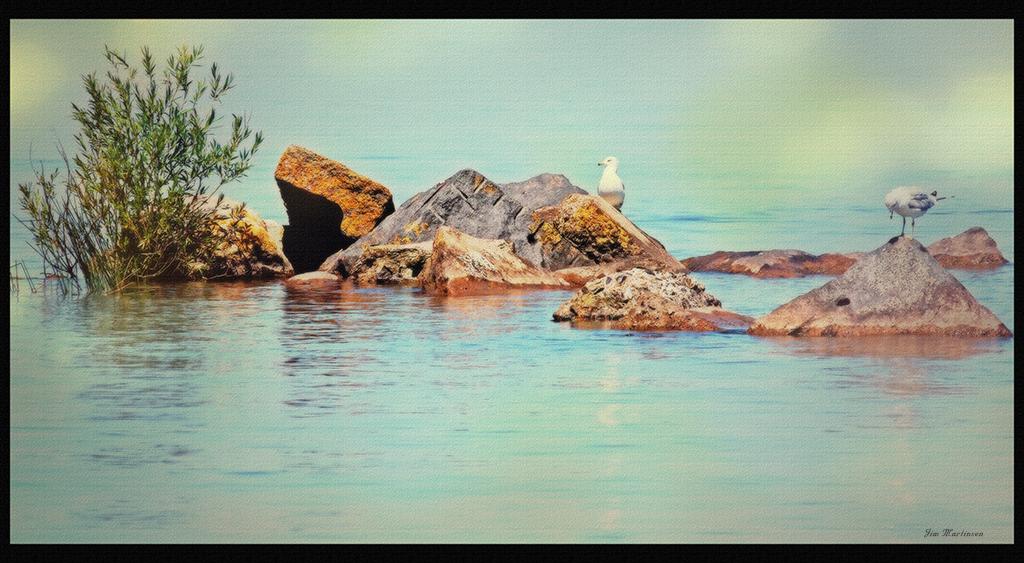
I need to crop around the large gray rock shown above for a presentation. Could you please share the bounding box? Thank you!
[553,267,753,332]
[749,236,1012,337]
[320,170,586,274]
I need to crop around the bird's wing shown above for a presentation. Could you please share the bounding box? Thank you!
[907,192,934,210]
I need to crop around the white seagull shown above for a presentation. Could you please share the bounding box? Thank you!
[597,156,625,211]
[884,186,949,238]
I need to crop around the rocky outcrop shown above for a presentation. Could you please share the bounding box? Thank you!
[320,170,586,274]
[419,227,569,296]
[553,268,753,332]
[347,241,433,285]
[681,249,860,278]
[275,146,395,271]
[528,193,686,273]
[927,227,1009,270]
[749,236,1012,337]
[285,271,342,287]
[681,227,1008,278]
[192,196,294,279]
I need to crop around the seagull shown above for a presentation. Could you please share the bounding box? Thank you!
[884,186,949,238]
[597,156,625,210]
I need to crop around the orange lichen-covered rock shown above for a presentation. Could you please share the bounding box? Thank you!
[419,227,569,296]
[190,195,294,279]
[275,145,394,271]
[749,236,1012,337]
[529,194,685,273]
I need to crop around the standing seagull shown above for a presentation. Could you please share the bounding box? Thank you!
[597,156,625,210]
[884,186,949,238]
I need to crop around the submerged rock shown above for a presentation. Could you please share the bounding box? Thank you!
[419,226,569,296]
[285,271,342,287]
[529,193,686,273]
[275,145,395,271]
[749,236,1012,337]
[927,227,1009,270]
[347,241,433,285]
[552,267,753,332]
[321,170,586,274]
[193,196,294,279]
[681,249,859,278]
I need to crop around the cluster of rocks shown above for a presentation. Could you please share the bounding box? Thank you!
[208,145,1011,338]
[681,227,1008,278]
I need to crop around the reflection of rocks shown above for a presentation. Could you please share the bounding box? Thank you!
[681,249,859,278]
[192,196,294,279]
[750,236,1013,337]
[529,193,685,272]
[767,334,1002,360]
[926,227,1009,270]
[321,170,586,274]
[553,267,752,331]
[337,241,433,285]
[275,146,395,271]
[419,227,568,296]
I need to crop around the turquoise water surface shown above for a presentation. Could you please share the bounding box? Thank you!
[9,19,1014,543]
[9,176,1014,542]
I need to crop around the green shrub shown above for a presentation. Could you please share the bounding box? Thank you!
[17,45,263,293]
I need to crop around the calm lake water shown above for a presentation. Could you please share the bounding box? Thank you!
[9,158,1015,543]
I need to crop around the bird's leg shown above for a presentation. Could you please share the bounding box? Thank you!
[901,216,906,236]
[890,210,894,220]
[911,217,916,238]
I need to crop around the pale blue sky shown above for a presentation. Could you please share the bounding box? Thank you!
[10,19,1014,211]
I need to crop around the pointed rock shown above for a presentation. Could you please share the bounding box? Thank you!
[419,227,569,296]
[749,236,1012,337]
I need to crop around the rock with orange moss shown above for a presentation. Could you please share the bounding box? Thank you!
[190,196,294,279]
[528,194,686,273]
[681,249,860,278]
[275,145,395,271]
[749,236,1012,337]
[419,227,569,296]
[347,241,433,285]
[321,169,587,274]
[927,227,1009,270]
[553,267,752,332]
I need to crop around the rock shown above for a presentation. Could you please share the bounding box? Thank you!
[749,236,1012,337]
[927,227,1009,270]
[285,271,342,287]
[419,226,569,296]
[192,196,294,279]
[347,241,433,285]
[529,193,686,272]
[552,261,641,287]
[552,267,753,332]
[321,170,586,274]
[681,249,861,278]
[275,145,395,271]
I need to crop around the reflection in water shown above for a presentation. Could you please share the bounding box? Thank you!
[9,272,1015,542]
[763,335,1001,360]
